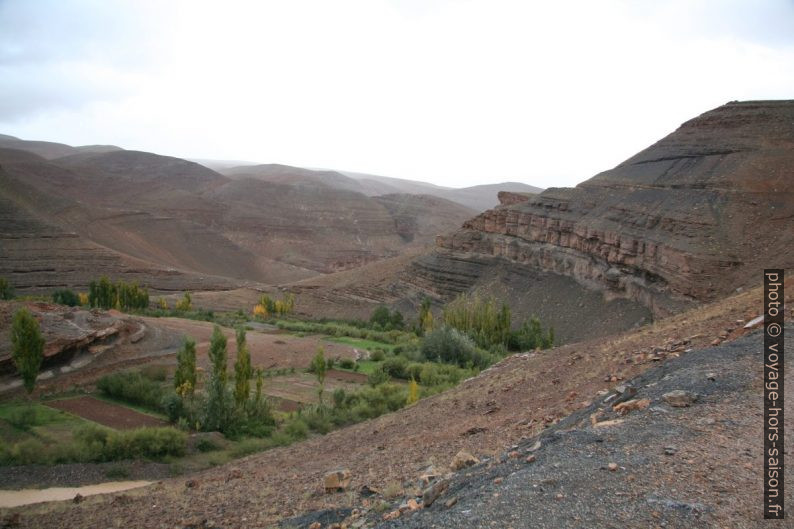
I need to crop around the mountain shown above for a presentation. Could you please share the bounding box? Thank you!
[286,100,794,343]
[341,171,544,211]
[210,162,544,212]
[0,143,476,292]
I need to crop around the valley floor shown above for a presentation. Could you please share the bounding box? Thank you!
[2,281,792,528]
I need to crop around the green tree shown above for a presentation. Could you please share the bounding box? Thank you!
[11,308,44,395]
[205,325,228,431]
[0,278,15,300]
[311,347,327,405]
[370,306,391,328]
[52,289,80,307]
[233,327,252,408]
[174,337,197,396]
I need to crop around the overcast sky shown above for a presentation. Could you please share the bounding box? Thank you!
[1,0,793,188]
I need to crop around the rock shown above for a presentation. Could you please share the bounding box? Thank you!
[359,484,380,497]
[493,477,503,484]
[324,469,352,493]
[382,510,400,521]
[555,493,565,501]
[418,466,440,487]
[608,463,619,472]
[450,449,479,471]
[309,523,322,529]
[526,455,536,463]
[185,479,199,489]
[662,390,698,407]
[711,339,721,346]
[664,446,678,456]
[706,372,717,381]
[73,493,84,504]
[611,384,637,405]
[445,497,458,508]
[422,478,450,507]
[401,498,421,512]
[508,450,520,459]
[527,440,542,452]
[613,398,651,415]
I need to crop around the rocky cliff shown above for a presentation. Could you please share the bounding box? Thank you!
[406,101,794,321]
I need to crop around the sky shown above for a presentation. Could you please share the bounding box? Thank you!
[1,0,793,188]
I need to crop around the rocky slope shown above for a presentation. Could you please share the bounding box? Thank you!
[396,100,794,335]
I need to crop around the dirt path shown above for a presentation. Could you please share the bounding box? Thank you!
[46,397,167,430]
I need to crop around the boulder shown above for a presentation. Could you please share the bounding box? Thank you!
[422,478,450,507]
[450,449,479,471]
[324,469,352,493]
[662,390,698,407]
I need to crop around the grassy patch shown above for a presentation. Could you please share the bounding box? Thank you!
[324,336,395,353]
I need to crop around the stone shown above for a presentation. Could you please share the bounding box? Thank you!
[422,478,450,507]
[324,469,352,493]
[493,477,503,484]
[359,484,380,497]
[526,455,536,463]
[608,463,619,472]
[508,450,520,459]
[662,390,698,407]
[382,510,401,521]
[185,479,199,489]
[445,497,458,508]
[450,449,479,471]
[664,446,678,456]
[309,523,322,529]
[73,493,84,504]
[613,398,651,415]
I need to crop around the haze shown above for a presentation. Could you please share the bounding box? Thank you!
[1,0,793,188]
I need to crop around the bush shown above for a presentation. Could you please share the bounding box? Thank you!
[338,358,355,370]
[6,406,38,431]
[283,417,308,440]
[97,371,166,412]
[52,289,80,306]
[420,325,493,368]
[141,364,168,382]
[381,356,409,379]
[370,349,386,362]
[367,365,390,386]
[101,427,187,460]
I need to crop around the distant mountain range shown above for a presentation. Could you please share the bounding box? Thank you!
[0,134,528,292]
[198,161,543,212]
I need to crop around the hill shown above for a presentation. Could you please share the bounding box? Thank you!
[0,144,476,291]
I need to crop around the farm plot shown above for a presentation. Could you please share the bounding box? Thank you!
[46,396,167,430]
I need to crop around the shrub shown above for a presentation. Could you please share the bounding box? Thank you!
[367,365,390,386]
[141,364,168,382]
[10,439,47,465]
[381,356,409,379]
[52,289,80,306]
[508,317,555,351]
[97,371,166,411]
[338,358,355,370]
[101,427,186,460]
[420,325,492,368]
[283,417,308,440]
[6,406,38,431]
[442,294,510,349]
[370,349,386,362]
[196,437,220,452]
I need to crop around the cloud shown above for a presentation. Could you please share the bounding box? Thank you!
[0,0,792,187]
